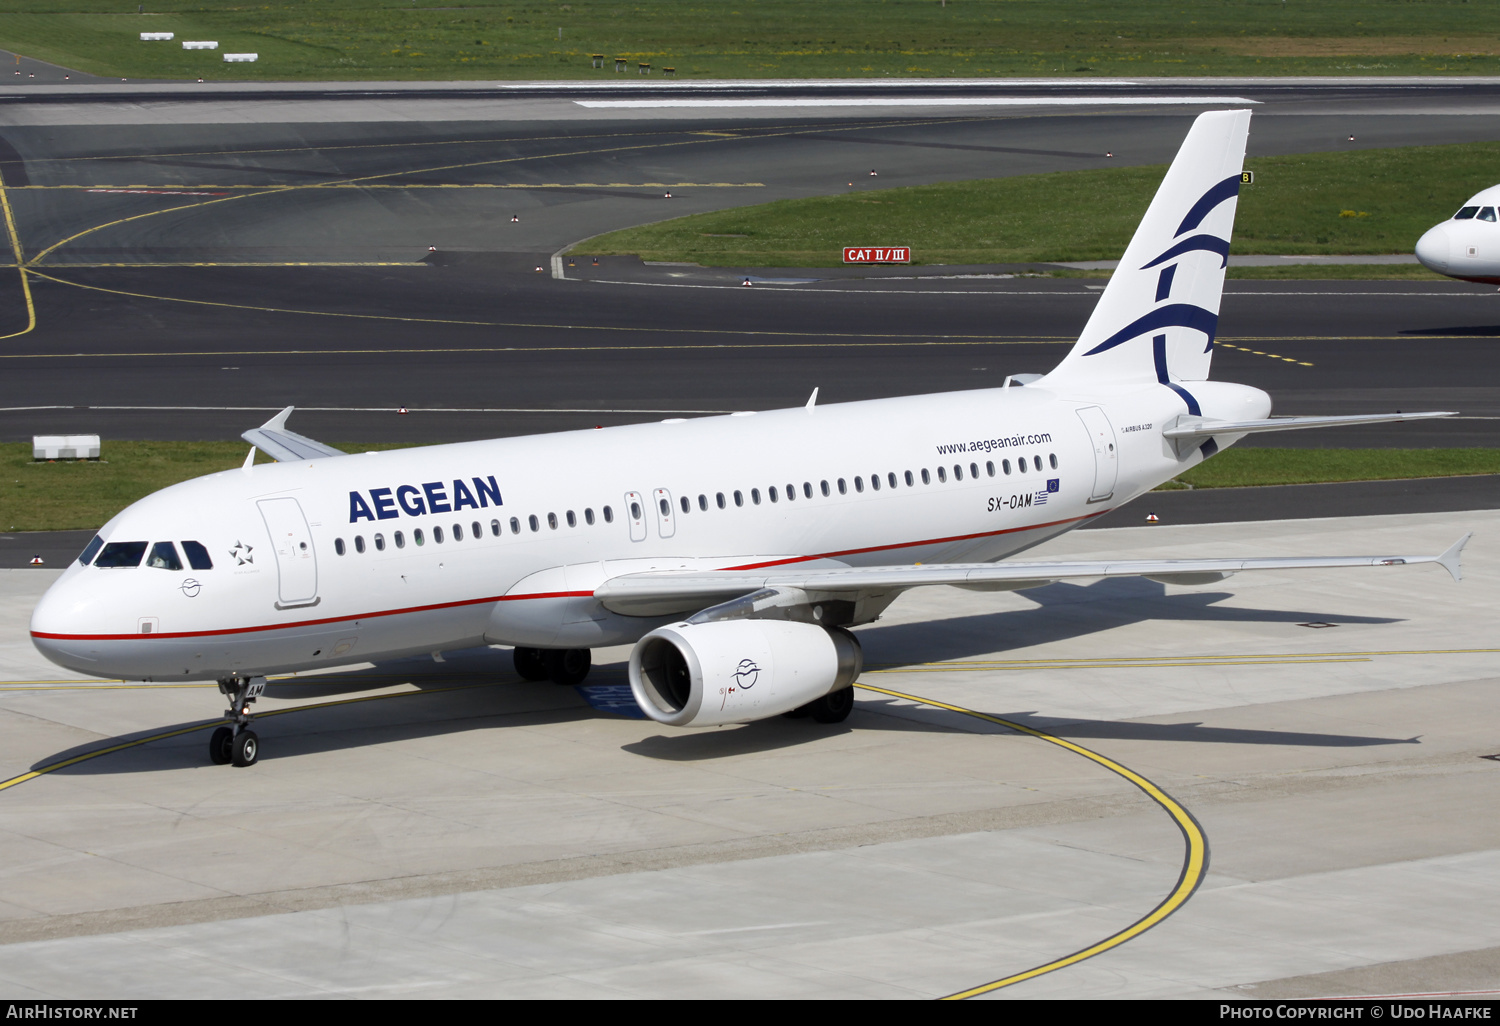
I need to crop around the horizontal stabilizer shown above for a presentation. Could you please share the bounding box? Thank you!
[241,406,346,462]
[1163,411,1456,440]
[596,540,1468,616]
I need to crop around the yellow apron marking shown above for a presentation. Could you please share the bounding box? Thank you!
[0,168,35,340]
[856,682,1207,999]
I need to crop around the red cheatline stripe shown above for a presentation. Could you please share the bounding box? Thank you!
[32,512,1109,643]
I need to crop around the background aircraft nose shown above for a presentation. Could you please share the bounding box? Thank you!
[1414,224,1451,273]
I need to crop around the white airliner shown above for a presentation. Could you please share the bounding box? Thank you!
[31,110,1466,768]
[1415,184,1500,284]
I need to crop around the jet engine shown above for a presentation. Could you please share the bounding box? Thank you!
[628,619,862,727]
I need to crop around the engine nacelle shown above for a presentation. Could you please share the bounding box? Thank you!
[628,619,863,727]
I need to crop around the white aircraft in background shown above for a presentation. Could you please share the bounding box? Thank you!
[31,110,1466,768]
[1415,185,1500,284]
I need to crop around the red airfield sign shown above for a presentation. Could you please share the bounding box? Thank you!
[843,246,910,264]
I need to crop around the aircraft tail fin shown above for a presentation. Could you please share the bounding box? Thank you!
[1040,109,1251,391]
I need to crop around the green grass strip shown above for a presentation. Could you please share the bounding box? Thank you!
[3,441,1494,532]
[0,1,1496,82]
[1161,448,1500,491]
[574,141,1499,269]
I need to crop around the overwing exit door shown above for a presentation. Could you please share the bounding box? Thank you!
[1075,406,1119,502]
[257,497,319,608]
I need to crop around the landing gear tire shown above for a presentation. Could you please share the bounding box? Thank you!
[513,646,550,681]
[546,648,591,686]
[809,687,855,724]
[231,729,259,767]
[782,705,811,719]
[209,726,233,765]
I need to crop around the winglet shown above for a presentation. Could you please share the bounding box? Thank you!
[241,406,346,462]
[1437,532,1472,582]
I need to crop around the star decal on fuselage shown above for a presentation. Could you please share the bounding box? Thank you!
[229,540,254,565]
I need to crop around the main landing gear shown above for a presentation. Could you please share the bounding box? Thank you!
[783,687,855,724]
[209,676,266,767]
[513,646,592,686]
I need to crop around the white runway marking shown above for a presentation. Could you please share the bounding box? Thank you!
[576,96,1261,109]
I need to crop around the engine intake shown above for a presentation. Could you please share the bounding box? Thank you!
[628,619,862,727]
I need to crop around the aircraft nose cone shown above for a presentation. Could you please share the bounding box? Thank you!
[1414,225,1450,273]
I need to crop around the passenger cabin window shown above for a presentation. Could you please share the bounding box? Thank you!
[1003,459,1012,475]
[698,494,708,511]
[717,492,727,509]
[734,490,744,507]
[769,486,779,502]
[95,541,147,568]
[1455,206,1480,220]
[147,541,182,570]
[904,471,914,486]
[751,488,761,505]
[785,484,796,502]
[375,534,386,552]
[1481,207,1498,222]
[629,501,642,520]
[548,513,558,530]
[182,540,212,570]
[804,482,813,498]
[986,461,995,477]
[1050,454,1059,470]
[869,475,879,491]
[510,518,520,534]
[937,467,947,483]
[78,535,104,566]
[1018,458,1028,474]
[679,496,690,514]
[335,538,346,556]
[491,519,501,536]
[529,515,539,532]
[584,509,595,526]
[453,524,463,541]
[434,526,445,543]
[395,531,406,548]
[660,498,671,516]
[603,506,614,523]
[354,536,366,554]
[566,511,576,528]
[921,469,931,484]
[837,478,847,495]
[970,463,979,479]
[1034,455,1043,472]
[820,480,830,497]
[414,528,425,546]
[888,472,898,489]
[473,521,482,537]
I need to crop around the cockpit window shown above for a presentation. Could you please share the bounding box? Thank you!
[94,541,147,568]
[1480,207,1498,222]
[77,535,104,566]
[147,541,183,570]
[181,541,213,570]
[1454,206,1479,220]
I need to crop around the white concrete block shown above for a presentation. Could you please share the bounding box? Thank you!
[222,53,258,63]
[31,434,99,460]
[181,41,217,50]
[139,33,174,41]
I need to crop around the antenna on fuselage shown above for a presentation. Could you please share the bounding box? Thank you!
[242,446,257,471]
[805,387,819,411]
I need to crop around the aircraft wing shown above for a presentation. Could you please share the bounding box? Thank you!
[241,406,346,462]
[595,535,1471,617]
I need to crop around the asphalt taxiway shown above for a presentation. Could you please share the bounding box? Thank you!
[0,79,1494,451]
[0,510,1494,998]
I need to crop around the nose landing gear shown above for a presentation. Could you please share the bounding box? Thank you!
[209,676,266,767]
